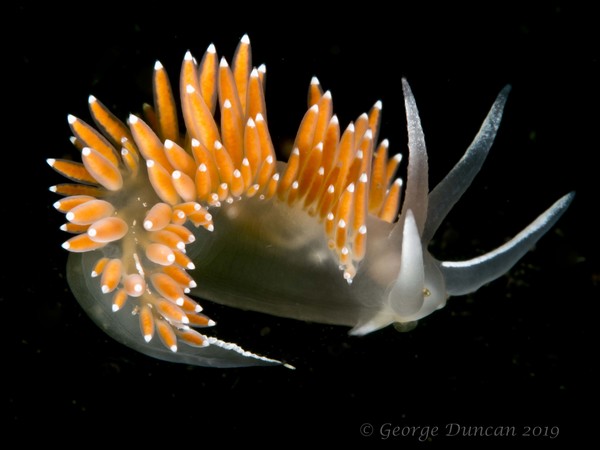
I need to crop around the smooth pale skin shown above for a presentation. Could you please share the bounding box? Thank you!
[68,81,573,367]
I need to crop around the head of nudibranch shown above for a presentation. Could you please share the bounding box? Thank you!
[48,34,573,367]
[342,82,575,336]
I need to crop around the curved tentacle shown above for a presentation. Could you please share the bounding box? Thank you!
[398,79,429,235]
[439,192,574,296]
[422,85,511,244]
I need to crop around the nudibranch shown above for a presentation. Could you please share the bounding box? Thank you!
[48,35,573,368]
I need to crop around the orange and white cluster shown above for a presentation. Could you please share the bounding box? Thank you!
[48,34,573,366]
[48,34,401,356]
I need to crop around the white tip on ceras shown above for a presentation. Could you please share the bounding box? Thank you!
[186,84,196,94]
[343,270,353,285]
[154,60,163,70]
[223,99,232,109]
[241,34,250,44]
[250,68,259,78]
[219,57,229,68]
[174,210,185,221]
[206,43,216,54]
[61,241,71,250]
[67,114,77,124]
[101,285,110,294]
[247,117,255,127]
[46,158,56,167]
[374,100,382,110]
[184,50,193,61]
[88,95,97,104]
[310,76,320,86]
[322,90,332,100]
[128,114,139,125]
[255,113,265,122]
[144,334,153,343]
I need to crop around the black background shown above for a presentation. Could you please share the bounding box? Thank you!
[5,1,598,445]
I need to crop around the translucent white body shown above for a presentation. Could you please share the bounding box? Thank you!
[66,82,573,367]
